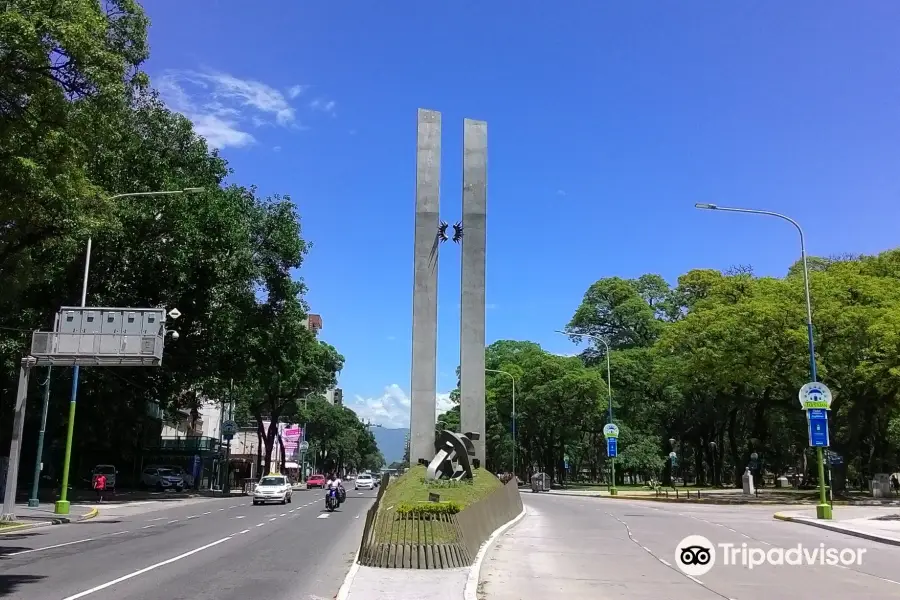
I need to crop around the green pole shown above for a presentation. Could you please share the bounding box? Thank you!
[54,367,79,515]
[815,447,831,519]
[609,456,617,496]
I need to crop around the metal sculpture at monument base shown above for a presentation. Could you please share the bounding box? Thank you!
[425,430,481,481]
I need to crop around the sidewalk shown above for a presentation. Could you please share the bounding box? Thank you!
[774,506,900,545]
[341,566,470,600]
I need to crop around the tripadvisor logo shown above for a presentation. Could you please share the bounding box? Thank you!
[675,535,866,575]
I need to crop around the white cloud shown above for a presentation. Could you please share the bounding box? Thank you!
[156,69,299,148]
[557,189,567,196]
[310,98,336,115]
[348,384,454,429]
[287,84,308,99]
[386,335,396,341]
[272,146,281,152]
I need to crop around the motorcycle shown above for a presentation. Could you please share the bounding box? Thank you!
[337,486,346,504]
[326,488,339,512]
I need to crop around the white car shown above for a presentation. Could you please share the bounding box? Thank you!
[140,467,185,491]
[253,475,293,505]
[355,473,376,490]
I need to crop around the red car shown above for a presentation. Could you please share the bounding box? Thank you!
[307,474,326,488]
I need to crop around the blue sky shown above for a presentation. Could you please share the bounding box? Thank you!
[143,1,900,428]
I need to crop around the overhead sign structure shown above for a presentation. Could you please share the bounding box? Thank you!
[807,409,830,447]
[799,382,832,411]
[603,423,620,439]
[607,437,618,458]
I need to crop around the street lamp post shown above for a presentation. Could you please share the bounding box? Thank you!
[556,330,616,495]
[486,369,517,478]
[54,188,204,515]
[695,202,831,519]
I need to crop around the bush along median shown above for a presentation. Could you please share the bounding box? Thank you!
[357,466,523,569]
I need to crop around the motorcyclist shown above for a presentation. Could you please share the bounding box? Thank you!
[326,473,345,504]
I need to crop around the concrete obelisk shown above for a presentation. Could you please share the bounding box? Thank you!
[409,108,441,465]
[459,119,487,465]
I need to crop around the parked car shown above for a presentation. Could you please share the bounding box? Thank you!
[92,465,117,491]
[253,474,292,505]
[164,465,194,488]
[307,474,326,488]
[140,467,185,491]
[355,473,376,490]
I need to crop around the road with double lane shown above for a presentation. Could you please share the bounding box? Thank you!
[0,487,376,600]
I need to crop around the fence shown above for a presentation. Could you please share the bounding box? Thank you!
[358,475,523,569]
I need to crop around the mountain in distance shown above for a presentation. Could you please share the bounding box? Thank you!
[373,427,408,464]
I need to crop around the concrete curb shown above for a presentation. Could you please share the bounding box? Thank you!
[773,512,900,547]
[551,490,847,506]
[79,507,99,521]
[464,504,528,600]
[0,515,72,535]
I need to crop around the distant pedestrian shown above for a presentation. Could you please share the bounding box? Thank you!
[891,474,899,494]
[93,472,107,503]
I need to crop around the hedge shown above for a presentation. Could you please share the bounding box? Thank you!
[396,501,463,518]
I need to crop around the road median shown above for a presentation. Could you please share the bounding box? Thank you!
[773,508,900,546]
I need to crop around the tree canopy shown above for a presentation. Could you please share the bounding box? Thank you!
[445,251,900,488]
[0,1,376,486]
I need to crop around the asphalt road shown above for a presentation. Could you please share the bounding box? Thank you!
[479,494,900,599]
[0,487,376,600]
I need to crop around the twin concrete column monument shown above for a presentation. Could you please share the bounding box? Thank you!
[409,108,487,467]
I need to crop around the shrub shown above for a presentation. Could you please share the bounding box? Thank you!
[396,501,463,518]
[420,477,471,489]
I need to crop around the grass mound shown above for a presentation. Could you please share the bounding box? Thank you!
[379,465,502,512]
[370,466,503,545]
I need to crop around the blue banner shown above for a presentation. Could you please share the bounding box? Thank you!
[607,437,618,458]
[807,409,830,447]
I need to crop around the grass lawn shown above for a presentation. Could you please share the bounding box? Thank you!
[372,465,503,545]
[378,465,502,510]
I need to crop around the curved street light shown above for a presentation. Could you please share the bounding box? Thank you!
[486,369,517,478]
[695,202,830,519]
[555,330,616,495]
[54,188,205,515]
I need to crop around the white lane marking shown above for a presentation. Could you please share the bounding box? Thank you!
[186,515,198,519]
[280,513,287,517]
[317,514,329,519]
[110,531,128,536]
[235,515,246,519]
[269,517,277,521]
[141,525,154,529]
[168,520,179,524]
[146,517,165,522]
[61,536,231,600]
[740,533,750,538]
[356,514,360,519]
[641,546,651,552]
[659,559,672,566]
[5,538,95,556]
[218,508,225,511]
[237,529,250,534]
[202,511,212,515]
[256,523,264,527]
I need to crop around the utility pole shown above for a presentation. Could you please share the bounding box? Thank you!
[27,367,52,507]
